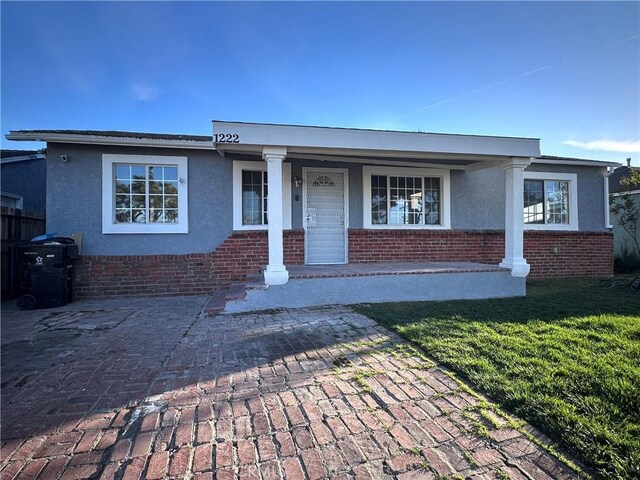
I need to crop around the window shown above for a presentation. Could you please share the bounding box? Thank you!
[114,165,179,224]
[232,161,291,230]
[363,166,450,229]
[1,193,23,209]
[242,170,268,225]
[102,154,188,234]
[523,172,578,230]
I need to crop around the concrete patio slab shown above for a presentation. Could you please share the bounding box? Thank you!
[1,297,578,479]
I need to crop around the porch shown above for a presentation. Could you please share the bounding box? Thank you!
[214,120,537,291]
[222,261,525,314]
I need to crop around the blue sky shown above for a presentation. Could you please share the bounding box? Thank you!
[2,1,639,164]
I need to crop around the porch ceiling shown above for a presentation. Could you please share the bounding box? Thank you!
[222,150,474,169]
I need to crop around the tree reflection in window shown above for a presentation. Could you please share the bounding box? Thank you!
[114,164,179,224]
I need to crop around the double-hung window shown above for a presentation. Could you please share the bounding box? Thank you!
[523,172,578,230]
[102,154,188,234]
[232,161,291,230]
[364,166,450,229]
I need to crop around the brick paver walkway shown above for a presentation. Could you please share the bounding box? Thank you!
[1,298,579,479]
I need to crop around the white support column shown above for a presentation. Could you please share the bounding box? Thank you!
[499,157,531,277]
[603,167,613,229]
[263,146,289,285]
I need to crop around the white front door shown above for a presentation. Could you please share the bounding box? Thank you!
[304,169,348,264]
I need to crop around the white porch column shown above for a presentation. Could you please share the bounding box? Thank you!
[603,167,613,229]
[263,146,289,285]
[499,157,531,277]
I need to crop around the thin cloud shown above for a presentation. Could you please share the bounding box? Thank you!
[131,82,161,102]
[563,139,640,153]
[372,34,640,129]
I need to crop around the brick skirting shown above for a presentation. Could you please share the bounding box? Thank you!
[73,228,612,298]
[73,230,305,298]
[524,230,613,278]
[348,229,504,264]
[348,228,613,278]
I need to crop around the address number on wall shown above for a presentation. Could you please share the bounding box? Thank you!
[214,133,240,143]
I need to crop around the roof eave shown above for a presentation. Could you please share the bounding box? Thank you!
[213,121,541,159]
[532,157,620,168]
[5,132,215,150]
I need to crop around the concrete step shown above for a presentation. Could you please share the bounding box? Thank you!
[227,283,248,301]
[203,291,227,316]
[203,283,250,316]
[245,274,267,290]
[223,270,525,314]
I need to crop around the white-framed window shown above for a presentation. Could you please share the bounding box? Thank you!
[363,166,451,229]
[523,172,578,230]
[232,160,291,230]
[102,154,188,234]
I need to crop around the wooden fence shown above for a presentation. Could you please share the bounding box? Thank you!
[1,207,46,300]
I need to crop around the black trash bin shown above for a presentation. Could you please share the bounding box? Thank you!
[16,238,79,310]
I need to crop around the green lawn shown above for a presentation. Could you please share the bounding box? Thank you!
[354,278,640,480]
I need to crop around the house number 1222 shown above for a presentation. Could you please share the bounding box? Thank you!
[214,133,240,143]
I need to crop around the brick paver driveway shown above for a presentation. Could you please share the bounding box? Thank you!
[1,297,578,479]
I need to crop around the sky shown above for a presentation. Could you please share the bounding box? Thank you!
[2,1,639,165]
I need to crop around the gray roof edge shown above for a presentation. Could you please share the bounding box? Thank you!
[533,155,620,167]
[6,129,213,143]
[212,119,541,141]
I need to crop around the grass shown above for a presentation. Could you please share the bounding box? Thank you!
[354,278,640,480]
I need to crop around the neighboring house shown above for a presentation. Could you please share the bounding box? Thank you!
[1,149,46,211]
[609,160,640,260]
[5,122,617,306]
[1,150,47,300]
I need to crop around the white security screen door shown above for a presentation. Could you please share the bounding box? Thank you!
[304,169,347,264]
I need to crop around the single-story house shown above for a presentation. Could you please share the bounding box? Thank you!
[1,149,47,212]
[1,149,48,301]
[6,121,618,309]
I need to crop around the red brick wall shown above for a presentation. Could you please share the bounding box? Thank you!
[73,228,612,298]
[348,228,613,278]
[524,230,613,278]
[348,229,504,264]
[73,230,304,298]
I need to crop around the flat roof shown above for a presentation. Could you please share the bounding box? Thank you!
[6,124,616,168]
[5,129,214,150]
[534,154,619,168]
[6,129,211,142]
[213,120,541,159]
[212,119,540,141]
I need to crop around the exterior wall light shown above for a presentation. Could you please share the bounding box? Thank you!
[292,176,303,188]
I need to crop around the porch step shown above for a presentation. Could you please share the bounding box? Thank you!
[245,274,268,290]
[222,269,526,314]
[203,275,267,316]
[203,283,248,316]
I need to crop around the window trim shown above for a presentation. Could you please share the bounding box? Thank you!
[232,160,292,231]
[523,172,578,231]
[102,154,188,234]
[363,166,451,229]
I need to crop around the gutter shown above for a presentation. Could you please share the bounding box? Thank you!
[1,153,46,164]
[5,132,215,150]
[532,158,620,168]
